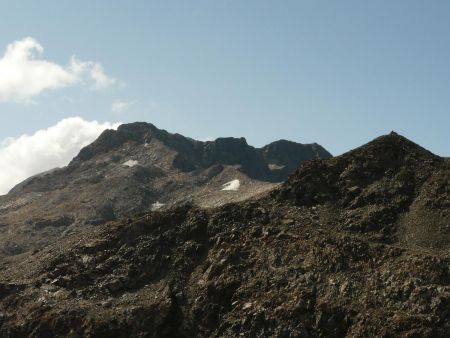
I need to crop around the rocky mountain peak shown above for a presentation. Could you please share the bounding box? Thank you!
[347,131,440,163]
[275,132,448,245]
[71,122,171,164]
[278,132,443,204]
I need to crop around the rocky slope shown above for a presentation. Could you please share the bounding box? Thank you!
[276,132,450,248]
[0,122,331,257]
[0,132,448,337]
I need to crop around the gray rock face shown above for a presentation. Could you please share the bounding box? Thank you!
[0,122,331,257]
[67,122,332,182]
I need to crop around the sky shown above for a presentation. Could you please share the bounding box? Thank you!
[0,1,449,193]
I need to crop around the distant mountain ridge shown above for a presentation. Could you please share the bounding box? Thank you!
[68,122,331,182]
[0,122,331,257]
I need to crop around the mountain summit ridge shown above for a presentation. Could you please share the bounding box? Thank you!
[69,122,332,182]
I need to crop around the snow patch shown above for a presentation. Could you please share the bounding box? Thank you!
[151,201,165,211]
[268,163,285,171]
[123,160,138,167]
[222,179,240,191]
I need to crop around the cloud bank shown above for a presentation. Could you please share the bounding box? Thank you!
[0,37,116,103]
[0,117,120,195]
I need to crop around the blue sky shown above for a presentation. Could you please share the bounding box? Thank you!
[0,0,449,157]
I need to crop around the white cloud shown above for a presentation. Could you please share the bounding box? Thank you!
[69,56,116,89]
[112,100,130,113]
[0,117,120,195]
[0,37,116,103]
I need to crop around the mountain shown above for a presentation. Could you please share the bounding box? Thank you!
[0,122,331,257]
[275,131,449,248]
[0,132,448,337]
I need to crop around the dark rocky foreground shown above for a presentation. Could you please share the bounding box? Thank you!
[0,132,448,337]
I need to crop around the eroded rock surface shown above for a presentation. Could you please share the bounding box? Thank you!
[0,133,448,337]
